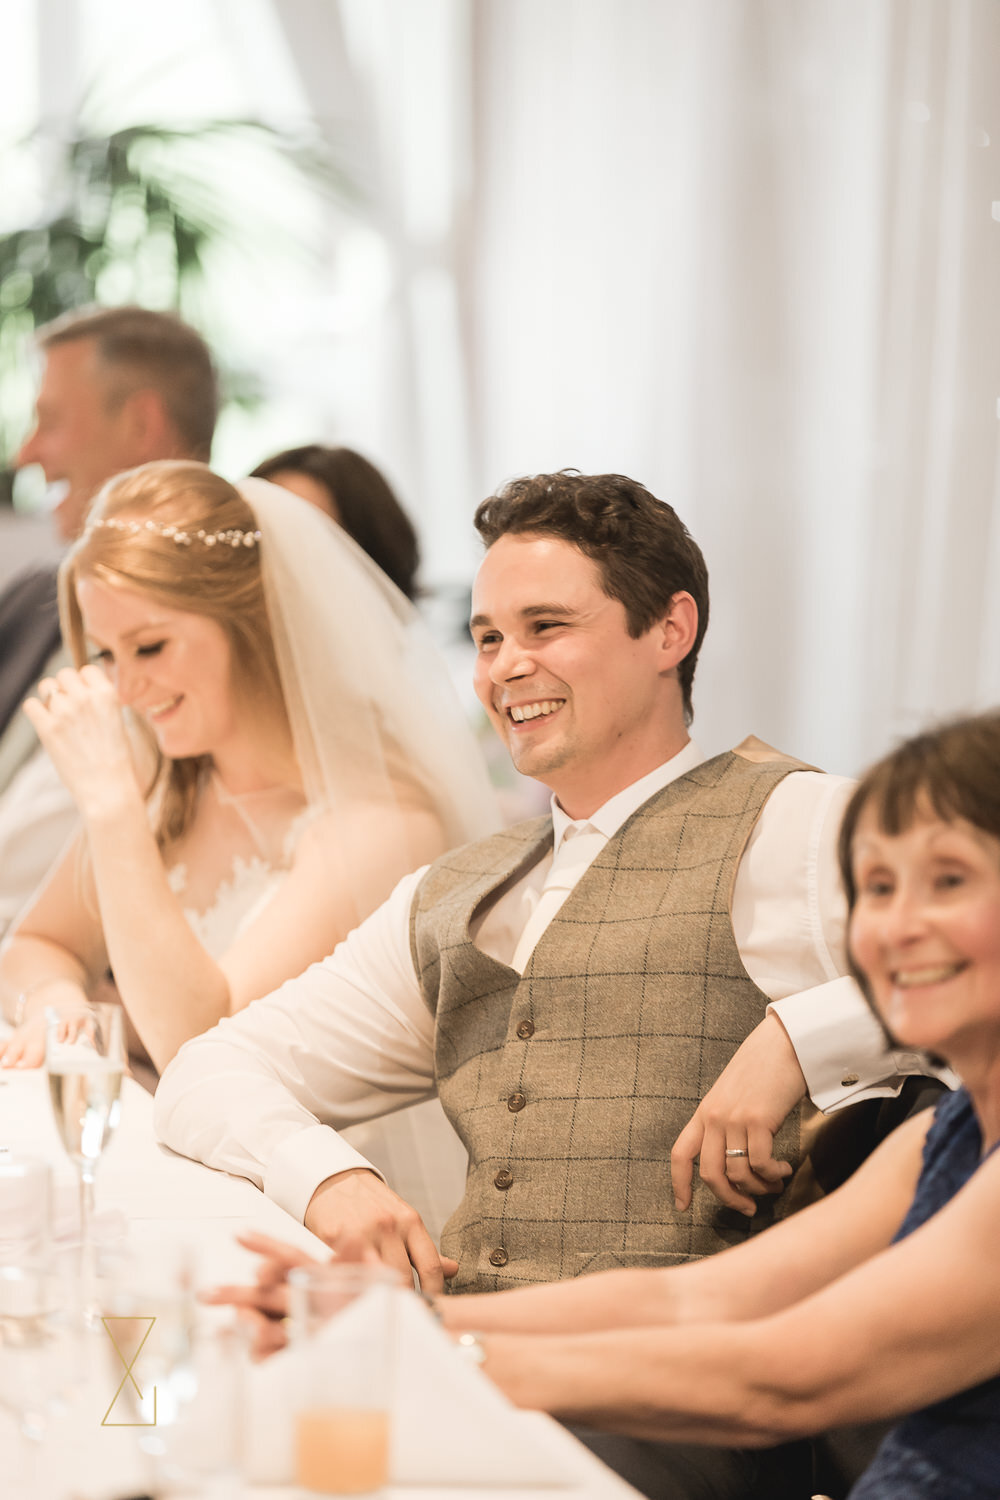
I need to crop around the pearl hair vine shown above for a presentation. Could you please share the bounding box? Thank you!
[85,515,262,549]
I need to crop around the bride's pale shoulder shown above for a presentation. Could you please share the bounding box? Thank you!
[294,797,446,865]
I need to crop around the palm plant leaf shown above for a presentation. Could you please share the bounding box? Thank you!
[0,116,352,467]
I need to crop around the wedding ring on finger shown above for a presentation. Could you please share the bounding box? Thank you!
[37,681,58,707]
[724,1148,749,1170]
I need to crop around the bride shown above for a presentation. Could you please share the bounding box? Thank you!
[0,461,496,1231]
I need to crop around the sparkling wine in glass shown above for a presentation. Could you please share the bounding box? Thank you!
[45,1003,124,1311]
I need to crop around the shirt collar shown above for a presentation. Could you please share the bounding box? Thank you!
[550,740,706,853]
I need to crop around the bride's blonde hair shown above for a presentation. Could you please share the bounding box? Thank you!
[59,460,290,847]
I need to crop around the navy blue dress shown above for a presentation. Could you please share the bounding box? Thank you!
[848,1088,1000,1499]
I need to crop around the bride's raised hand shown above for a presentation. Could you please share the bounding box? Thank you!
[23,666,140,820]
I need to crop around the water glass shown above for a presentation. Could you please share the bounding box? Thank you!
[0,1260,85,1498]
[141,1324,244,1497]
[97,1241,197,1428]
[95,1241,243,1494]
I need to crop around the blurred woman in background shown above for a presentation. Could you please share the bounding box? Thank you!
[252,444,420,600]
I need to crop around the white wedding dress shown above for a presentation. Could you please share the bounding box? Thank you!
[165,775,468,1247]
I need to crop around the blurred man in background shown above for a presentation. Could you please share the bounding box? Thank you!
[0,305,217,935]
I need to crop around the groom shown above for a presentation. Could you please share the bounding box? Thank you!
[156,470,922,1292]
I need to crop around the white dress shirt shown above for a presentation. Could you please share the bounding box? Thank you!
[155,743,942,1224]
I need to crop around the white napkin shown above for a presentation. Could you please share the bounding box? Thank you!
[244,1288,572,1487]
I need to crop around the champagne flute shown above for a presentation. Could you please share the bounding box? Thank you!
[45,1002,124,1316]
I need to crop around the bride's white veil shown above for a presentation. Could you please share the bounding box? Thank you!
[238,478,499,918]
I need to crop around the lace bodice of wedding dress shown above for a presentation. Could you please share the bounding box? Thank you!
[168,853,285,954]
[165,775,312,956]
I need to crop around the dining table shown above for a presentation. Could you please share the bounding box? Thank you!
[0,1065,642,1500]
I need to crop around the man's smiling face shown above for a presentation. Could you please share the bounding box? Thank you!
[16,340,141,541]
[470,532,689,818]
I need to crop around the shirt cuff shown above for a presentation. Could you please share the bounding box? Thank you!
[767,976,954,1113]
[264,1123,387,1223]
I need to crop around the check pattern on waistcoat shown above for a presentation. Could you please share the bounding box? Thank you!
[410,748,807,1292]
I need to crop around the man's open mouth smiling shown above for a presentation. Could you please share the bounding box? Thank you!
[506,699,566,724]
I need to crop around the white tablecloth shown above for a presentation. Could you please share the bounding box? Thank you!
[0,1069,640,1500]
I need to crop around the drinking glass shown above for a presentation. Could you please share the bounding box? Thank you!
[288,1263,396,1496]
[0,1261,84,1498]
[100,1241,198,1428]
[45,1003,125,1314]
[98,1243,243,1496]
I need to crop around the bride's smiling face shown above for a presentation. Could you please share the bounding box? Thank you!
[77,574,242,760]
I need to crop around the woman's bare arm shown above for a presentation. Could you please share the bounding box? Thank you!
[442,1110,930,1337]
[0,831,110,1066]
[464,1113,1000,1448]
[14,668,447,1074]
[82,799,443,1075]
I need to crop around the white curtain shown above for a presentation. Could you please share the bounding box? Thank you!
[270,0,484,592]
[27,0,991,780]
[468,0,1000,776]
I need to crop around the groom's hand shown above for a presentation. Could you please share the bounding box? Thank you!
[671,1013,806,1215]
[304,1168,458,1292]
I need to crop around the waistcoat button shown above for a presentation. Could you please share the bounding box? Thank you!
[494,1168,514,1189]
[489,1247,508,1267]
[516,1020,534,1039]
[507,1092,526,1112]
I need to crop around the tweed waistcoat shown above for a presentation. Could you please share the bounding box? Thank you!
[410,743,809,1292]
